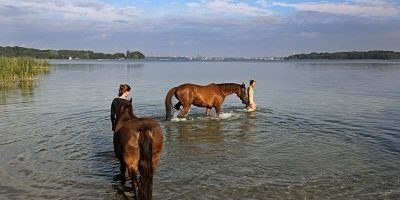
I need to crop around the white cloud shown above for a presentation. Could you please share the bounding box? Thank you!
[2,0,400,56]
[353,0,392,6]
[256,0,269,8]
[272,0,399,17]
[0,0,141,28]
[186,0,272,17]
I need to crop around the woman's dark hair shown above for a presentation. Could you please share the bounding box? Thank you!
[250,80,256,85]
[118,84,131,97]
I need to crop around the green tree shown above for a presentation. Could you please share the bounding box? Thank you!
[0,46,145,60]
[287,51,400,60]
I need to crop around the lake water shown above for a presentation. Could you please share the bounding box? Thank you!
[1,60,400,199]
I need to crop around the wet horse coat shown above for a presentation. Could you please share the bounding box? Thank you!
[165,83,247,120]
[114,100,163,200]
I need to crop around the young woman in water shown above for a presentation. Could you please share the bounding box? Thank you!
[110,83,131,181]
[247,80,256,111]
[110,84,132,130]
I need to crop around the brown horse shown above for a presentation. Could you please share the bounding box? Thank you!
[165,83,247,120]
[114,99,163,200]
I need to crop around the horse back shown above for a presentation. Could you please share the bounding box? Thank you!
[177,83,219,91]
[175,83,223,106]
[118,117,163,167]
[119,118,162,140]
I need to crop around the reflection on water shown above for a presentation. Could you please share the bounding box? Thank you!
[126,64,144,68]
[166,119,224,143]
[290,60,400,69]
[0,78,44,105]
[243,111,257,133]
[1,60,400,199]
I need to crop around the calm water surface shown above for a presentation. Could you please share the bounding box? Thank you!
[1,60,400,199]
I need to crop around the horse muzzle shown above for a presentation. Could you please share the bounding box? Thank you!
[241,98,249,106]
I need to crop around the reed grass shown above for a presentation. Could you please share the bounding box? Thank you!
[0,56,51,85]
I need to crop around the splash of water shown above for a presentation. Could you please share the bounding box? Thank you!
[170,109,188,122]
[171,117,188,122]
[214,112,241,120]
[170,111,241,122]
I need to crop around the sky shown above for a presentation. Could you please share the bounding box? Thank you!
[1,0,400,57]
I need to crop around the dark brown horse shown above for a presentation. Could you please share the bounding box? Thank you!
[165,83,247,120]
[114,99,163,200]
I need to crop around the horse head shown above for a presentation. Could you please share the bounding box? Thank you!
[115,98,135,132]
[238,83,248,105]
[120,99,134,116]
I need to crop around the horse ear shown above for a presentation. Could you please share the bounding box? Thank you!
[129,98,132,104]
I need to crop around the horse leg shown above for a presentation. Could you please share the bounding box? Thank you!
[113,132,126,182]
[206,107,212,117]
[150,129,163,172]
[174,101,182,110]
[120,162,127,183]
[127,163,139,200]
[215,105,221,117]
[123,139,140,199]
[179,104,191,118]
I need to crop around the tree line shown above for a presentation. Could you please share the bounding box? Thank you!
[0,46,145,59]
[286,51,400,60]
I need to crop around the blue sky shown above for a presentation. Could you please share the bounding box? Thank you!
[1,0,400,57]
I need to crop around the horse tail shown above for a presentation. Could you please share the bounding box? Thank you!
[138,129,153,200]
[165,87,176,120]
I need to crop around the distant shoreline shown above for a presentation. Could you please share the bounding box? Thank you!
[1,46,400,60]
[0,46,145,60]
[286,51,400,60]
[47,58,400,63]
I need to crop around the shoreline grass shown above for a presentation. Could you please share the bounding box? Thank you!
[0,56,51,86]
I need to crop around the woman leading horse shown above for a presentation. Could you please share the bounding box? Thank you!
[111,84,163,200]
[165,83,247,120]
[114,100,163,200]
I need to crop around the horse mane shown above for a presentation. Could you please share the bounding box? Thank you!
[122,103,137,118]
[114,103,137,132]
[217,83,240,94]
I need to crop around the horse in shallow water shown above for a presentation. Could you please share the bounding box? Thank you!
[165,83,247,120]
[114,99,163,200]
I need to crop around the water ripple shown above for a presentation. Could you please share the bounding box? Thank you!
[1,60,400,199]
